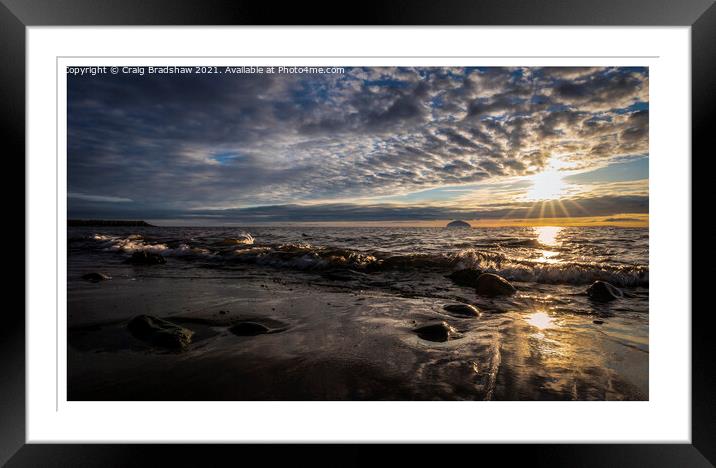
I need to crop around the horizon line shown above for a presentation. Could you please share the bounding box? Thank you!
[68,213,649,229]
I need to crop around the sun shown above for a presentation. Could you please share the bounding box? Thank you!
[526,169,566,200]
[524,157,573,201]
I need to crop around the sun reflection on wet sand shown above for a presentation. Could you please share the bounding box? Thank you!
[526,311,554,330]
[493,309,649,400]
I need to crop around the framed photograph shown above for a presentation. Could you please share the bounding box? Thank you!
[5,0,714,464]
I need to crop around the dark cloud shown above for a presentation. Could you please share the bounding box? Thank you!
[551,68,646,110]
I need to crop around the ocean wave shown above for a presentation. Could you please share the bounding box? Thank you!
[163,244,214,258]
[226,245,647,286]
[496,238,546,248]
[87,233,211,257]
[231,244,380,271]
[451,248,647,286]
[104,236,169,254]
[489,262,648,287]
[83,233,647,287]
[218,232,254,245]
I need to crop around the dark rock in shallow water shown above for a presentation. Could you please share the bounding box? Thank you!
[446,268,483,287]
[413,321,457,342]
[229,322,275,336]
[443,303,481,317]
[476,273,516,297]
[127,315,193,349]
[446,220,471,228]
[82,272,111,282]
[126,251,166,265]
[587,281,623,302]
[593,320,605,325]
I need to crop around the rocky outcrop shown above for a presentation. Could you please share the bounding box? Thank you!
[475,273,516,297]
[127,315,193,349]
[587,281,623,302]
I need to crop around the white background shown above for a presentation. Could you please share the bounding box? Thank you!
[26,27,691,442]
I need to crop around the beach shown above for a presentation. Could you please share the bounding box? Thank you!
[68,225,648,401]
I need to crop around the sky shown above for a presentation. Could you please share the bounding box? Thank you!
[67,66,648,226]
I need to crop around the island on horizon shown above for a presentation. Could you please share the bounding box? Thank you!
[446,220,472,228]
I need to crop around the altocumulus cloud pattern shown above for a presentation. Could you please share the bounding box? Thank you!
[67,66,648,223]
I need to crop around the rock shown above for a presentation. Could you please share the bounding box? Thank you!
[126,251,166,265]
[127,315,193,349]
[82,272,111,282]
[443,303,481,317]
[229,322,273,336]
[587,281,623,302]
[475,273,516,297]
[446,220,471,228]
[593,320,605,325]
[446,268,483,287]
[413,321,457,342]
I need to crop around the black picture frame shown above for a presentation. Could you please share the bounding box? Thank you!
[3,0,714,465]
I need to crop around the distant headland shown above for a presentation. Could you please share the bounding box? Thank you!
[68,219,155,227]
[446,220,471,228]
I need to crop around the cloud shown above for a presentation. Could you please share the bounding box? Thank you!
[67,66,649,221]
[549,68,648,112]
[601,217,644,222]
[68,194,648,224]
[68,192,132,203]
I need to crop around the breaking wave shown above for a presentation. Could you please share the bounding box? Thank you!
[79,233,648,287]
[218,232,254,245]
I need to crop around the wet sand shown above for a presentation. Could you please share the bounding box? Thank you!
[68,273,647,401]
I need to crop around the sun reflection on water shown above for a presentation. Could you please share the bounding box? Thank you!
[534,226,562,263]
[534,226,562,246]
